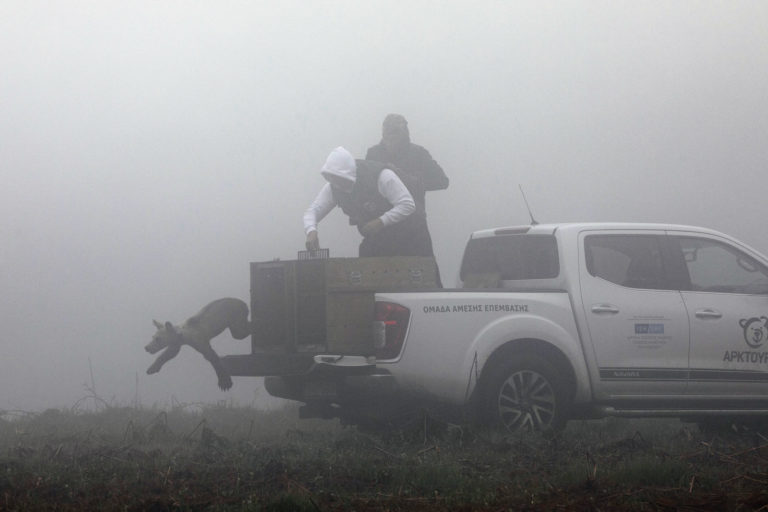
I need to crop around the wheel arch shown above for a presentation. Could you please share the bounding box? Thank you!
[473,338,578,407]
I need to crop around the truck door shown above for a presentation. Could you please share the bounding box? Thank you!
[669,234,768,399]
[578,231,689,398]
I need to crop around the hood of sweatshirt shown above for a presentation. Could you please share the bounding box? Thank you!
[320,146,356,192]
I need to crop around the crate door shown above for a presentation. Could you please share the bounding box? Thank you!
[251,261,295,350]
[296,259,326,349]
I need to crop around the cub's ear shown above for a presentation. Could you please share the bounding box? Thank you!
[153,319,163,329]
[165,321,175,333]
[739,318,749,328]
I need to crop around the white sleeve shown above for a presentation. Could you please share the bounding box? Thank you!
[303,183,337,234]
[376,169,415,226]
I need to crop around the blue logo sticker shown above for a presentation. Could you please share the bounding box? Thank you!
[635,323,664,335]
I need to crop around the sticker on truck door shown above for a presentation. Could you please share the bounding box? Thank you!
[719,316,768,364]
[628,317,671,349]
[739,316,768,349]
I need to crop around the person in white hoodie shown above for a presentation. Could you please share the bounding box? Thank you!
[303,146,434,258]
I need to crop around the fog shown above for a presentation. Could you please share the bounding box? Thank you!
[1,1,766,411]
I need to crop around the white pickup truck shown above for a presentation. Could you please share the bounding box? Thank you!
[224,223,768,432]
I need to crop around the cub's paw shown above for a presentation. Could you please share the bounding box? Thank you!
[146,366,159,375]
[218,375,233,391]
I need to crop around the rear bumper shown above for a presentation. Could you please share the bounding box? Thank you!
[220,352,315,376]
[264,370,397,405]
[221,353,376,377]
[222,351,396,404]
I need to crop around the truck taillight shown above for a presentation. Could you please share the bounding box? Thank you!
[373,301,410,360]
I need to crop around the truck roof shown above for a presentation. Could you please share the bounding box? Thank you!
[469,222,730,240]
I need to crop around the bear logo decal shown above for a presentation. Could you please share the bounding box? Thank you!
[739,316,768,349]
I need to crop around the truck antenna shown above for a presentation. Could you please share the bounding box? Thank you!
[519,185,539,225]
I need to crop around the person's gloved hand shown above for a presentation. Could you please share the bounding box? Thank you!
[359,218,384,237]
[305,231,320,250]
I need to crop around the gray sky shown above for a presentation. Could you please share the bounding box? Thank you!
[1,1,767,410]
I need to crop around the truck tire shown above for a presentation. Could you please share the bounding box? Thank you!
[480,353,569,433]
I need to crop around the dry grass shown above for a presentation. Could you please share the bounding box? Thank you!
[1,405,767,510]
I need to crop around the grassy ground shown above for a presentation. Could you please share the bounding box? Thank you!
[1,404,767,511]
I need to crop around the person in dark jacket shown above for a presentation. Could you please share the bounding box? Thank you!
[366,114,449,213]
[303,147,433,258]
[366,114,448,282]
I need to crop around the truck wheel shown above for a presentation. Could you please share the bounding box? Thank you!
[481,354,569,433]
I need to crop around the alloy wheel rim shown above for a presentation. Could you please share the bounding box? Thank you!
[497,369,556,432]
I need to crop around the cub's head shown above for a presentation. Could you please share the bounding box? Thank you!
[145,320,182,354]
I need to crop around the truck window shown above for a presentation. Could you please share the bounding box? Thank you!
[460,235,559,281]
[584,235,668,290]
[670,237,768,294]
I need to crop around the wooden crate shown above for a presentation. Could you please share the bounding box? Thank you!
[323,257,438,290]
[250,257,437,354]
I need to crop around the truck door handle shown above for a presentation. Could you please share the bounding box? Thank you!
[591,304,620,314]
[695,309,722,319]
